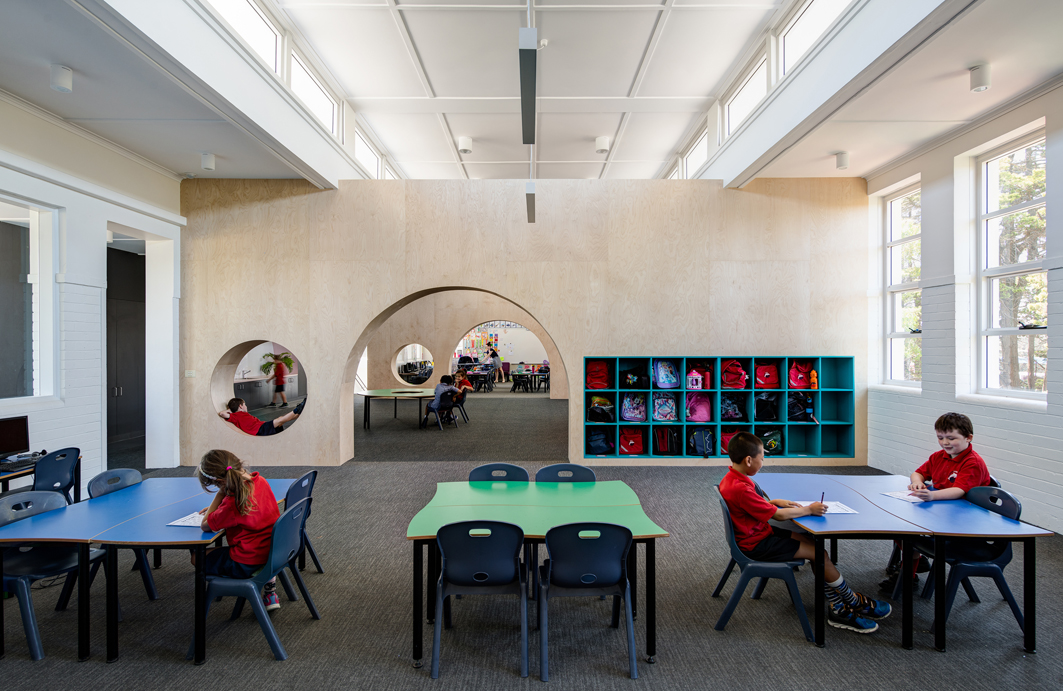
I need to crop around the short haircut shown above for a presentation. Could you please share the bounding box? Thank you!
[935,412,973,438]
[440,375,453,385]
[727,432,763,464]
[227,397,244,413]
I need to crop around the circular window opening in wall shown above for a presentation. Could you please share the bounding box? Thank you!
[395,344,433,385]
[212,341,307,437]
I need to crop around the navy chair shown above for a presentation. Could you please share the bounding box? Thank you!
[914,486,1025,632]
[0,448,81,505]
[0,492,108,660]
[187,498,320,661]
[453,392,470,423]
[421,391,459,430]
[711,490,813,642]
[538,522,636,681]
[431,521,528,679]
[468,463,530,483]
[534,464,596,483]
[285,470,323,574]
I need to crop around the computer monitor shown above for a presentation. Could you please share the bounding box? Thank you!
[0,416,30,458]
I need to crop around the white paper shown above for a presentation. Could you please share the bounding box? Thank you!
[881,491,925,503]
[796,501,858,514]
[168,511,205,527]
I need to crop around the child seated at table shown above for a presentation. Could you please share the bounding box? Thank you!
[453,370,474,396]
[428,375,461,423]
[194,450,282,610]
[219,397,305,436]
[720,432,890,634]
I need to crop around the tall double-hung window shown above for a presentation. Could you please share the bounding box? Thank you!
[885,187,921,383]
[977,136,1047,395]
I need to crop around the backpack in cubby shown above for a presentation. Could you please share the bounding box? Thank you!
[788,392,814,422]
[760,429,783,456]
[720,393,745,421]
[685,392,713,422]
[720,431,739,454]
[620,363,650,389]
[619,428,644,455]
[620,392,647,422]
[587,430,613,455]
[653,360,680,389]
[788,361,813,389]
[721,360,748,389]
[586,361,610,389]
[652,392,678,422]
[754,392,778,422]
[754,364,780,389]
[688,429,714,457]
[653,427,679,455]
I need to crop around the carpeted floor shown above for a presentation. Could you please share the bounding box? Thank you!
[2,460,1059,691]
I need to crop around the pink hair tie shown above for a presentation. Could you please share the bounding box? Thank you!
[226,466,232,470]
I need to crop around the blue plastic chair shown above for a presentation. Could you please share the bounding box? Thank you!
[285,470,323,574]
[534,464,596,483]
[538,522,636,681]
[711,490,813,642]
[0,448,81,505]
[186,498,320,661]
[422,391,459,430]
[914,487,1025,632]
[468,463,530,483]
[0,491,107,660]
[431,520,528,679]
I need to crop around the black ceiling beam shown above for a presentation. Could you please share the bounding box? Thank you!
[519,27,537,145]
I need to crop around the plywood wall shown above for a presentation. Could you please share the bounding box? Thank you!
[180,178,869,467]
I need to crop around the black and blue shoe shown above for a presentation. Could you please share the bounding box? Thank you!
[828,603,879,633]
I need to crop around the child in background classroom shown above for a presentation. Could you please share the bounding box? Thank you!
[195,450,283,611]
[719,432,891,634]
[427,375,461,424]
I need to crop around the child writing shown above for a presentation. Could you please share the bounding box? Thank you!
[219,396,305,436]
[195,450,283,610]
[426,375,461,424]
[719,432,890,634]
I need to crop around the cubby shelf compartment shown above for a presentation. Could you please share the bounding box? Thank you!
[584,357,855,459]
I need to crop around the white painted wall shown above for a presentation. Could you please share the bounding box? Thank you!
[866,85,1063,533]
[494,328,549,368]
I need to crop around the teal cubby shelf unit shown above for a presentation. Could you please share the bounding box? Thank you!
[583,356,856,460]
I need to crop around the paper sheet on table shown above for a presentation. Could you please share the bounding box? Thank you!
[168,511,205,527]
[881,491,925,503]
[796,501,858,514]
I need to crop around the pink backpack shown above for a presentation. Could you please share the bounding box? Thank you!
[685,392,713,422]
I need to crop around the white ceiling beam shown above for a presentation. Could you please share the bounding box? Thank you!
[347,96,713,114]
[437,112,469,179]
[598,112,631,179]
[628,0,675,98]
[385,0,435,98]
[293,4,781,11]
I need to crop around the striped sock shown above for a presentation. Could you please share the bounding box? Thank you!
[824,584,846,611]
[827,576,860,608]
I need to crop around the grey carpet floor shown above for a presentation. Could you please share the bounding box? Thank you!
[2,461,1059,690]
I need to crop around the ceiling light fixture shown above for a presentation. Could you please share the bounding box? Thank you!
[50,65,73,93]
[201,153,216,171]
[107,230,114,244]
[458,137,473,155]
[835,152,849,170]
[526,182,535,223]
[969,64,991,93]
[595,136,610,155]
[519,27,537,145]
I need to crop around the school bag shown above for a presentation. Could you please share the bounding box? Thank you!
[690,362,713,389]
[754,392,778,422]
[620,392,647,422]
[685,392,713,422]
[760,429,783,456]
[587,403,615,423]
[720,431,739,454]
[788,392,814,422]
[721,360,748,389]
[586,361,610,389]
[688,429,714,458]
[586,430,613,455]
[653,427,679,456]
[720,392,745,422]
[653,360,680,389]
[619,363,650,389]
[619,428,644,455]
[788,361,813,389]
[652,392,678,422]
[754,364,780,389]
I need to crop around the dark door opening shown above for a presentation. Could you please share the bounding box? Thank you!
[106,247,146,469]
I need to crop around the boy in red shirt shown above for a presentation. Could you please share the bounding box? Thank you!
[219,396,305,436]
[720,432,890,634]
[267,356,290,408]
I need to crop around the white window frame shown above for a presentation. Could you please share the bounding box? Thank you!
[353,130,380,179]
[779,0,854,77]
[683,131,709,179]
[205,0,282,74]
[289,49,337,134]
[975,131,1048,399]
[884,184,921,386]
[723,55,769,139]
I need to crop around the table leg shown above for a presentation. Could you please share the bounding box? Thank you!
[74,460,82,502]
[1024,538,1036,653]
[901,538,913,650]
[394,397,398,418]
[413,540,424,667]
[1,546,5,659]
[814,536,825,647]
[934,535,946,652]
[646,539,656,663]
[106,545,119,662]
[628,545,637,620]
[427,542,437,624]
[830,538,838,564]
[154,548,162,569]
[194,544,207,665]
[78,543,90,660]
[1,479,8,492]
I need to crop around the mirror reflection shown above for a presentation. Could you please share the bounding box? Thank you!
[222,342,306,436]
[396,344,433,385]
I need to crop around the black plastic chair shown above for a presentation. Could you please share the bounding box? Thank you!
[453,392,470,423]
[0,448,81,505]
[421,391,459,430]
[80,469,159,600]
[538,522,636,681]
[468,463,530,483]
[711,490,813,642]
[914,486,1025,632]
[431,521,528,679]
[534,464,596,483]
[187,498,320,661]
[0,492,108,660]
[285,470,323,574]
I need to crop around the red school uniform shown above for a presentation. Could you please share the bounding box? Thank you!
[718,468,776,552]
[274,361,289,386]
[207,473,280,565]
[915,445,990,493]
[226,410,263,436]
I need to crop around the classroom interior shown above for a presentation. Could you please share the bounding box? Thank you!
[1,0,1062,687]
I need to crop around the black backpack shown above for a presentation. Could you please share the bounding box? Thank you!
[587,405,615,423]
[721,393,746,422]
[688,429,714,457]
[653,427,679,456]
[754,392,778,422]
[619,363,650,390]
[587,430,613,455]
[788,392,814,422]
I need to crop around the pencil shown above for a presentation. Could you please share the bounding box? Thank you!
[820,492,824,503]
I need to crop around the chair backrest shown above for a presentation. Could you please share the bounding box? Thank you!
[32,447,81,502]
[752,481,769,500]
[260,498,312,582]
[989,475,1002,488]
[535,463,596,483]
[437,520,523,587]
[88,468,143,498]
[468,463,530,482]
[0,491,69,527]
[966,486,1021,520]
[716,489,754,566]
[284,470,318,508]
[544,522,631,589]
[437,391,456,409]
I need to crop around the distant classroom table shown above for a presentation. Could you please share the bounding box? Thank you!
[407,480,669,668]
[357,389,434,430]
[0,456,82,501]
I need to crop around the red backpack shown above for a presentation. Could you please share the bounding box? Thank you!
[586,361,609,389]
[754,364,780,389]
[720,431,739,453]
[619,428,644,455]
[721,360,747,389]
[788,361,813,389]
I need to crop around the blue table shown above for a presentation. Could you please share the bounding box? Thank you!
[0,477,292,664]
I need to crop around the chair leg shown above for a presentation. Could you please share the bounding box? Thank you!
[714,570,755,632]
[15,578,45,661]
[519,586,529,678]
[443,595,452,630]
[134,548,160,600]
[712,558,736,598]
[751,577,769,600]
[611,594,621,628]
[230,597,247,620]
[781,570,814,642]
[990,570,1025,632]
[246,584,288,661]
[304,533,324,574]
[55,571,77,611]
[288,563,321,619]
[539,588,549,682]
[436,412,443,431]
[431,585,445,679]
[960,577,981,603]
[623,584,638,679]
[277,569,299,602]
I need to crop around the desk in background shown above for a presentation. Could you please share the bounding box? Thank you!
[357,389,435,430]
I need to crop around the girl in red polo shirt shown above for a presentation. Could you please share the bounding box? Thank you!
[195,450,282,610]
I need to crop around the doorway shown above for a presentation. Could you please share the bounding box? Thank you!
[106,245,146,469]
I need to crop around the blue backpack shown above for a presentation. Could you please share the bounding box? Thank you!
[653,360,680,389]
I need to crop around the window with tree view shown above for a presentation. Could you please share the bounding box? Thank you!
[979,137,1046,394]
[885,188,921,382]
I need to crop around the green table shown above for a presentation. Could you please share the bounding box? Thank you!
[407,480,669,668]
[356,388,434,429]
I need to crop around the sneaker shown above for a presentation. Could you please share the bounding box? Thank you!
[878,572,919,594]
[293,398,306,415]
[266,403,277,407]
[828,604,878,634]
[264,592,280,612]
[851,593,892,620]
[914,555,930,573]
[279,403,288,408]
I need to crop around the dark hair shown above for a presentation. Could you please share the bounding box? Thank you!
[935,412,973,438]
[227,397,244,413]
[441,375,453,385]
[727,432,763,464]
[196,450,257,515]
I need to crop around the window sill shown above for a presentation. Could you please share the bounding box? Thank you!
[0,395,65,414]
[869,383,922,395]
[956,393,1047,413]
